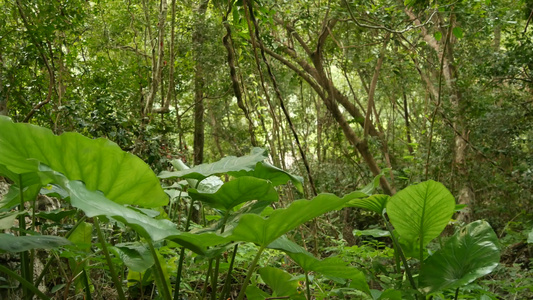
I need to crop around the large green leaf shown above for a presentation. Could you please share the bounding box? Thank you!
[47,171,229,254]
[159,148,303,193]
[268,236,370,294]
[0,211,25,230]
[113,242,154,272]
[245,286,270,300]
[258,267,301,297]
[165,232,231,256]
[230,193,348,246]
[419,220,501,294]
[0,233,71,253]
[0,116,167,207]
[288,252,369,294]
[188,177,278,210]
[67,221,93,251]
[0,165,43,188]
[386,180,455,248]
[231,162,304,193]
[0,183,41,210]
[346,194,390,214]
[159,147,268,180]
[65,180,179,242]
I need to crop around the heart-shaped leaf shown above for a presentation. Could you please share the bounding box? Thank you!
[0,184,41,210]
[160,148,303,192]
[188,177,278,210]
[230,193,348,246]
[0,211,26,230]
[386,180,455,249]
[346,194,390,214]
[245,286,270,300]
[0,116,167,207]
[159,147,268,181]
[47,170,229,254]
[419,220,501,293]
[290,252,369,293]
[231,162,304,193]
[67,221,93,251]
[353,228,390,238]
[258,267,300,297]
[268,236,370,295]
[114,242,154,272]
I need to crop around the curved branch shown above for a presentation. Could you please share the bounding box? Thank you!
[343,0,437,34]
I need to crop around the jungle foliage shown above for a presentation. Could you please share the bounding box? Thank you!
[0,0,532,299]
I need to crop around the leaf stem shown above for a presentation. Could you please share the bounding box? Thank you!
[94,217,126,300]
[0,264,50,300]
[81,268,93,300]
[236,245,265,300]
[18,174,32,300]
[173,197,196,300]
[210,210,230,299]
[147,239,172,300]
[219,244,239,300]
[202,259,213,299]
[383,214,418,295]
[305,271,312,300]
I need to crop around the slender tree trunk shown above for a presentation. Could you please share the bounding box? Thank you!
[221,2,258,147]
[192,0,210,168]
[0,53,6,116]
[191,0,210,224]
[207,104,224,159]
[402,90,414,155]
[16,0,56,123]
[155,0,176,114]
[256,17,394,194]
[405,8,473,222]
[245,0,317,196]
[143,0,168,115]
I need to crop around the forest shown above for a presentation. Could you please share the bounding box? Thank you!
[0,0,532,299]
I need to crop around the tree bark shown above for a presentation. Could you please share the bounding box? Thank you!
[16,0,56,123]
[221,2,258,147]
[143,0,168,115]
[405,8,473,222]
[192,0,210,167]
[0,53,6,116]
[261,17,395,195]
[154,0,177,114]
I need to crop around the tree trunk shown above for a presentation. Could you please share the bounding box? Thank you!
[405,8,473,222]
[143,0,168,115]
[155,0,176,114]
[260,17,395,195]
[192,0,210,167]
[191,0,210,223]
[0,53,6,116]
[221,2,258,147]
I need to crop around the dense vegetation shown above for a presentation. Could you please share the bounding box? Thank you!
[0,0,531,299]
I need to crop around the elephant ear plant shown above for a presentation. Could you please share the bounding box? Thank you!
[159,149,372,299]
[346,180,501,299]
[0,117,373,299]
[0,116,228,300]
